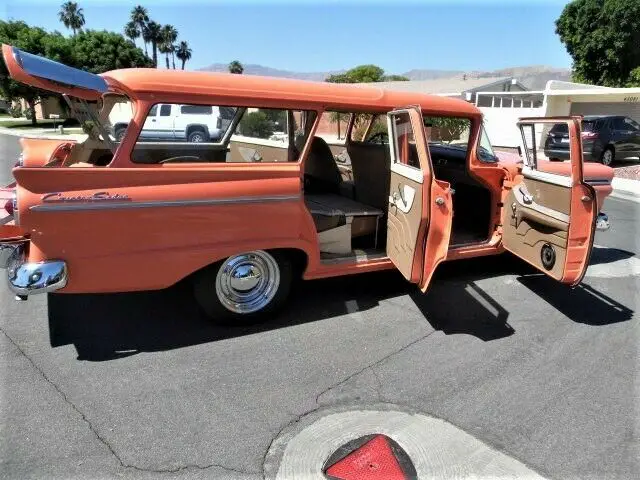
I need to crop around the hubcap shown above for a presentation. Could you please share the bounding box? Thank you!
[215,251,280,314]
[191,133,204,142]
[603,150,612,165]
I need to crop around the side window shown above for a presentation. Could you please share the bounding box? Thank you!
[521,120,572,177]
[353,114,388,144]
[611,117,627,131]
[389,111,421,170]
[131,103,317,164]
[316,111,351,143]
[624,117,640,131]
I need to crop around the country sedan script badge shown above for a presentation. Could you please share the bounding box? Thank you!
[42,192,131,203]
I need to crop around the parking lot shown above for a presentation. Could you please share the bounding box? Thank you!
[1,132,638,479]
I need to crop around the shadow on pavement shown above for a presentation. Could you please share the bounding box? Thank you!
[46,253,630,361]
[588,246,636,266]
[517,275,634,326]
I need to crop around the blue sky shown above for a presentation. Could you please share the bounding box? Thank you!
[3,0,573,73]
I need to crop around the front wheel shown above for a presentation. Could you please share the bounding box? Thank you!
[600,147,614,166]
[188,130,208,143]
[192,250,292,324]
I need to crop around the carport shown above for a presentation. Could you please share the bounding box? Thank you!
[545,87,640,123]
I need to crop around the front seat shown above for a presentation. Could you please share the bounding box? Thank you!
[304,136,343,194]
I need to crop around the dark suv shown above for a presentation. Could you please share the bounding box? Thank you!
[544,115,640,166]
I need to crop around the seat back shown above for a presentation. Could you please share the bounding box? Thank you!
[304,136,343,194]
[347,142,391,210]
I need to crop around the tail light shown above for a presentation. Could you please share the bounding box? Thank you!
[582,131,599,139]
[4,198,13,216]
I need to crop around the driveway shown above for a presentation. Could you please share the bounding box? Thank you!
[0,133,638,479]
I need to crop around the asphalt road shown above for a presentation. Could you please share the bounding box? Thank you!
[1,133,638,479]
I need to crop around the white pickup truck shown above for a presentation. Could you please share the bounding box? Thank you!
[113,103,233,143]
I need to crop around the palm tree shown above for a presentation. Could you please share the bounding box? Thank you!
[228,60,244,74]
[176,41,192,70]
[160,25,178,69]
[130,5,149,56]
[58,1,85,36]
[145,21,162,68]
[124,21,140,46]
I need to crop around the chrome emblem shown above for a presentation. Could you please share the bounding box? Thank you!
[42,192,131,203]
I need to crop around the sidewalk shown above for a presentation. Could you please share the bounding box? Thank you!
[0,124,86,141]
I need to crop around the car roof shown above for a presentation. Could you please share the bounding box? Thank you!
[583,115,623,120]
[101,68,482,118]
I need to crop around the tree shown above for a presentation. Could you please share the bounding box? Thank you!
[628,67,640,87]
[383,74,410,81]
[160,25,178,69]
[145,21,162,67]
[70,30,153,74]
[0,21,73,125]
[555,0,640,86]
[238,111,275,138]
[58,1,85,36]
[130,5,149,56]
[176,41,192,70]
[228,60,244,74]
[326,65,385,83]
[124,21,140,47]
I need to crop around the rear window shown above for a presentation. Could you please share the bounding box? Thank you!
[550,123,568,134]
[180,105,213,115]
[582,121,597,132]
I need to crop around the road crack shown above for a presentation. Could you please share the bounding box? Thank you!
[315,329,438,405]
[0,326,259,476]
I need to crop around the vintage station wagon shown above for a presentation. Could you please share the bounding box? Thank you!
[0,45,614,323]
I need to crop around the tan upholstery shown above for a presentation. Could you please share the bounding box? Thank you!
[304,136,343,194]
[348,142,391,210]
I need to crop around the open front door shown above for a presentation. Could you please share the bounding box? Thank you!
[502,116,597,285]
[385,107,453,292]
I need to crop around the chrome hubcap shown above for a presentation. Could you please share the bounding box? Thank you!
[215,251,280,314]
[191,133,204,142]
[603,150,612,165]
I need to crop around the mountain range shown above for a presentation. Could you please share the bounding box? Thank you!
[197,64,572,90]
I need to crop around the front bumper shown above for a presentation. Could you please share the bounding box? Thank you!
[0,243,67,297]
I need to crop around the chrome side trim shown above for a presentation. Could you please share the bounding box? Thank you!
[585,179,612,186]
[31,194,301,212]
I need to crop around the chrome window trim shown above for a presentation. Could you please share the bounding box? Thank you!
[30,194,301,212]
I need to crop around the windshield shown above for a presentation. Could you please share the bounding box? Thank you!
[478,125,497,162]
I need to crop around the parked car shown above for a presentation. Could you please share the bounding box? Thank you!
[112,103,233,143]
[0,44,614,325]
[544,115,640,166]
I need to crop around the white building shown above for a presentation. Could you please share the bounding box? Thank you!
[366,77,640,150]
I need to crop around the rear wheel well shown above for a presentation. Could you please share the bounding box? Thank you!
[186,124,208,136]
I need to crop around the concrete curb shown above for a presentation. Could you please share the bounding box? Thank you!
[0,125,85,140]
[611,177,640,196]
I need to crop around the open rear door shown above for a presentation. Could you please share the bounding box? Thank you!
[502,116,597,285]
[385,107,453,292]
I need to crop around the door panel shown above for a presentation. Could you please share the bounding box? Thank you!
[386,169,423,280]
[385,107,453,287]
[504,117,597,285]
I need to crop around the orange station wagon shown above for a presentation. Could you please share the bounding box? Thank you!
[0,45,614,323]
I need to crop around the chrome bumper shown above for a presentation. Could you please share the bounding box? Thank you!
[596,212,610,232]
[0,243,67,297]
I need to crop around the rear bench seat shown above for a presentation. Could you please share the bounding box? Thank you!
[305,193,383,254]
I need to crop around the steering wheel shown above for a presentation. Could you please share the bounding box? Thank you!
[366,131,388,145]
